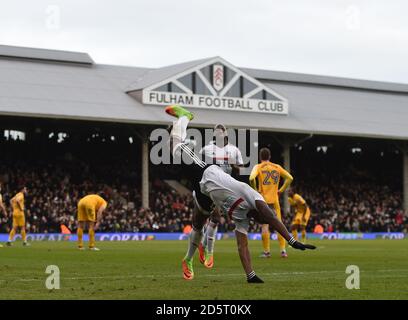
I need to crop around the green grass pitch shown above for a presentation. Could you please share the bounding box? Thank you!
[0,239,407,299]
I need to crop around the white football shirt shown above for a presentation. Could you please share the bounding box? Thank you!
[199,165,265,234]
[200,142,243,175]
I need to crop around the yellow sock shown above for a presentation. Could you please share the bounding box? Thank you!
[77,228,84,248]
[89,229,95,249]
[8,229,16,241]
[21,229,27,242]
[278,234,286,252]
[292,229,298,241]
[301,229,306,242]
[261,232,270,253]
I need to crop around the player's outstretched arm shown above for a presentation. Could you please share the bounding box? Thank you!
[254,200,316,251]
[95,205,106,230]
[278,169,293,194]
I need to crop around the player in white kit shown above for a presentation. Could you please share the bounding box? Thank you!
[198,124,244,269]
[165,104,316,283]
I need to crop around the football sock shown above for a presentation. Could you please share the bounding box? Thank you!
[247,271,256,280]
[77,227,84,248]
[8,229,16,241]
[292,229,298,241]
[278,233,286,252]
[172,116,189,142]
[206,222,218,254]
[89,229,95,248]
[201,224,208,248]
[261,231,270,254]
[21,229,26,242]
[301,229,306,242]
[185,228,203,260]
[288,236,297,246]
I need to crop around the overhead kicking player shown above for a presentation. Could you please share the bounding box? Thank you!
[165,104,315,283]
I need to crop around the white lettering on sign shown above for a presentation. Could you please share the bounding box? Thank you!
[143,91,288,115]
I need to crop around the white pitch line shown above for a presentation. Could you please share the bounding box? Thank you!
[4,268,408,283]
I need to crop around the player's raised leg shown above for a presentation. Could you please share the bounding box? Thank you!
[166,106,198,278]
[165,105,194,155]
[165,104,194,121]
[165,104,213,279]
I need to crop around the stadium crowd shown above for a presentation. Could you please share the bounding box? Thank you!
[0,132,407,234]
[0,161,196,234]
[0,162,407,234]
[294,180,406,233]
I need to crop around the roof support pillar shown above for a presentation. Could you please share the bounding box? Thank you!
[396,142,408,213]
[274,134,313,216]
[135,130,149,209]
[141,137,149,209]
[281,141,291,216]
[403,152,408,213]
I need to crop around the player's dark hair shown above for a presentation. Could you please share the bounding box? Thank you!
[213,124,228,145]
[214,124,227,132]
[259,148,271,161]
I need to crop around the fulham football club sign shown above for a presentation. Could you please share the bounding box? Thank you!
[130,57,289,115]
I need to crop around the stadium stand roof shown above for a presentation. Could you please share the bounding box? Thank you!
[242,68,408,94]
[0,44,407,140]
[126,57,215,92]
[0,45,94,65]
